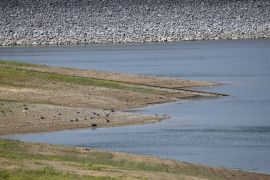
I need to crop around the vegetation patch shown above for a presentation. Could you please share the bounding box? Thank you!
[0,140,166,173]
[0,62,158,94]
[0,167,118,180]
[0,138,269,179]
[0,60,45,68]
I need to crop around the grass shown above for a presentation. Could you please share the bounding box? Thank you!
[0,137,267,179]
[0,140,167,173]
[0,60,159,94]
[0,140,24,150]
[0,140,169,179]
[0,67,123,88]
[0,60,46,68]
[0,167,119,180]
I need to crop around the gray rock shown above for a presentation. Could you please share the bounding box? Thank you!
[0,0,269,46]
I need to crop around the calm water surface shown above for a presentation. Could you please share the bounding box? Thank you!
[1,40,270,173]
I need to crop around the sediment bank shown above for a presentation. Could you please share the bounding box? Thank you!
[0,0,269,46]
[0,60,220,135]
[0,139,269,179]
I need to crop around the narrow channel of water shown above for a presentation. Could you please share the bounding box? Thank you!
[1,40,270,173]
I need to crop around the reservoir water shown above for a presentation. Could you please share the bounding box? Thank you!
[1,40,270,173]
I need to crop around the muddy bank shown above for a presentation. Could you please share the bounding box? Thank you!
[0,60,222,135]
[0,101,165,135]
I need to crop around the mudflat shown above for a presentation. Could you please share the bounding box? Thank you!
[0,60,218,135]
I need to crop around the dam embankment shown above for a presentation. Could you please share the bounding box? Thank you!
[0,0,269,46]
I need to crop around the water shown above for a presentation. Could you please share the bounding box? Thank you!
[1,40,270,174]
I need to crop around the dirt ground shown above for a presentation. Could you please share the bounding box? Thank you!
[0,140,269,180]
[0,60,220,135]
[0,101,165,135]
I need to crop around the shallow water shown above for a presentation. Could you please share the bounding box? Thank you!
[1,40,270,173]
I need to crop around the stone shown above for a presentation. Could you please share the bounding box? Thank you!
[0,0,269,46]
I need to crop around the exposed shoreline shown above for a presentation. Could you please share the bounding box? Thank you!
[0,60,223,135]
[1,60,270,179]
[0,139,269,179]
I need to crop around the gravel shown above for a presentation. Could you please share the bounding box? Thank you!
[0,0,269,46]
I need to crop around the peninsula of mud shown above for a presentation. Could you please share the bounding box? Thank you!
[0,60,222,135]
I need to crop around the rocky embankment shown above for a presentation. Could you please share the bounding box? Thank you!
[0,0,269,46]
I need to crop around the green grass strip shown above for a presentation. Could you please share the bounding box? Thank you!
[0,167,119,180]
[0,67,156,93]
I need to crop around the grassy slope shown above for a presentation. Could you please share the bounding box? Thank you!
[0,140,189,180]
[1,139,269,180]
[0,60,44,67]
[0,167,117,180]
[0,61,156,94]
